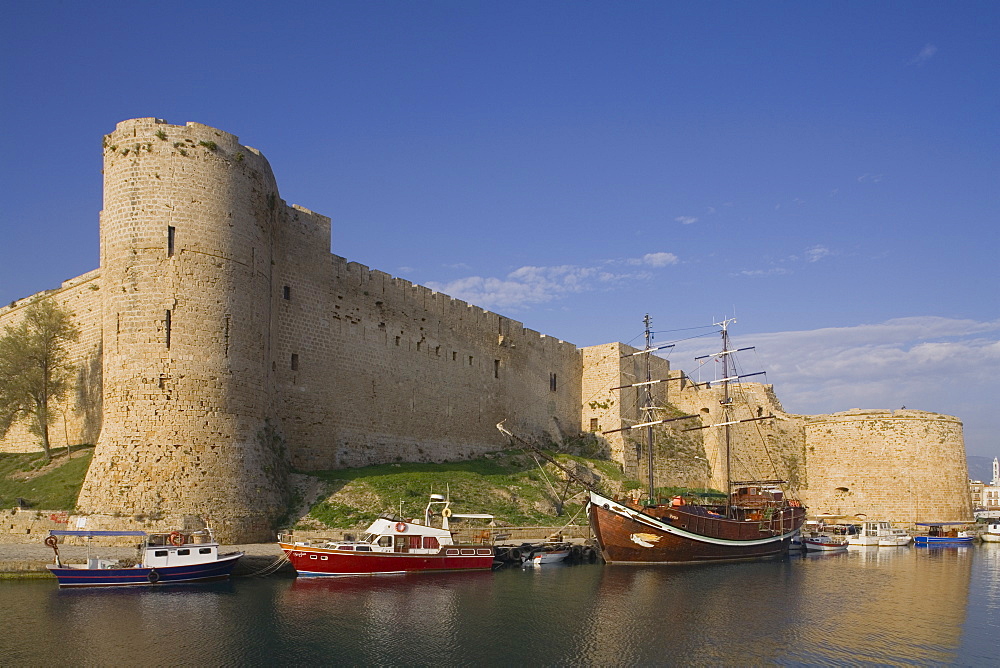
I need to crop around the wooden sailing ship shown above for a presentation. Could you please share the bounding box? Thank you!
[588,316,806,564]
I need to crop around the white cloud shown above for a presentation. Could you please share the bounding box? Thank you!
[740,267,790,277]
[804,245,831,262]
[638,252,679,267]
[426,253,680,310]
[739,244,833,276]
[911,44,938,66]
[675,216,698,225]
[857,173,884,183]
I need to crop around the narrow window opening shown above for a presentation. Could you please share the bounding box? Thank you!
[283,285,291,300]
[468,356,474,366]
[167,226,175,257]
[550,372,557,391]
[494,359,500,378]
[452,351,457,361]
[590,418,599,431]
[395,336,401,346]
[165,310,172,349]
[224,315,231,356]
[291,353,299,371]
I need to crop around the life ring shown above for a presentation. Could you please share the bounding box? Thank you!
[148,570,160,584]
[395,522,407,533]
[168,531,184,546]
[44,535,59,548]
[441,508,452,518]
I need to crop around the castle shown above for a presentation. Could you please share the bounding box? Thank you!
[0,119,972,541]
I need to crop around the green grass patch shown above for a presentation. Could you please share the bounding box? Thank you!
[298,451,631,529]
[0,448,93,510]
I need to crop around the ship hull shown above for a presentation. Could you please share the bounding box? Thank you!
[588,492,804,564]
[46,552,242,587]
[279,542,495,576]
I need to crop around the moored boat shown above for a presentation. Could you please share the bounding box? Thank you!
[523,542,572,565]
[587,317,806,564]
[981,523,1000,543]
[45,528,242,587]
[278,494,495,577]
[914,522,975,545]
[846,521,912,547]
[801,534,849,552]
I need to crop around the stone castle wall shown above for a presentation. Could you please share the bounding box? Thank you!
[0,118,973,539]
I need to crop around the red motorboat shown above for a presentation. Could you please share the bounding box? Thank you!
[278,495,495,577]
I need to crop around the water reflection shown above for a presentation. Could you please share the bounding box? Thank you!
[0,547,993,666]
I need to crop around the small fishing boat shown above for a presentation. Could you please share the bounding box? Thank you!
[278,494,495,577]
[847,521,912,547]
[801,534,848,552]
[523,543,572,565]
[914,522,975,545]
[45,528,243,588]
[980,523,1000,543]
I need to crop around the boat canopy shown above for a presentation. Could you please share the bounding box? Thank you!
[915,522,968,526]
[48,530,147,537]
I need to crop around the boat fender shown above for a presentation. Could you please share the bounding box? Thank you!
[168,531,184,546]
[441,508,452,518]
[395,522,407,533]
[148,570,159,584]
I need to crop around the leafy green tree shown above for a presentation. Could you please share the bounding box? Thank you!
[0,300,80,462]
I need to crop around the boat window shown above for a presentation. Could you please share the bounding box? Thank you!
[340,545,354,551]
[154,550,168,557]
[177,549,190,556]
[356,545,371,551]
[199,548,212,554]
[377,536,393,548]
[461,549,475,555]
[446,549,459,555]
[423,536,440,550]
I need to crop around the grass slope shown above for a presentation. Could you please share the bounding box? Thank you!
[296,451,632,530]
[0,448,94,510]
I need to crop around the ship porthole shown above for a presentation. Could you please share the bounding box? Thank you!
[603,504,610,510]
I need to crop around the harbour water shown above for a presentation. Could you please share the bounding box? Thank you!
[3,544,998,666]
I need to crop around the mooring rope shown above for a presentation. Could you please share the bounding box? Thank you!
[237,553,290,578]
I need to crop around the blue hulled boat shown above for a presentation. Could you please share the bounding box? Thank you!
[913,522,975,546]
[45,528,243,587]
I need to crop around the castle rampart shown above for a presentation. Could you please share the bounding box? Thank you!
[0,118,973,540]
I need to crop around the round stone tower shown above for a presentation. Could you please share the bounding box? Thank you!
[76,119,289,541]
[802,409,971,523]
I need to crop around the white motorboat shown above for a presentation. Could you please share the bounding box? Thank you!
[980,523,1000,543]
[847,521,912,547]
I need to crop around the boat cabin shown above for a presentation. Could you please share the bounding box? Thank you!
[338,516,457,554]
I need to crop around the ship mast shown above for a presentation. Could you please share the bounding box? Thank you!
[642,314,656,501]
[719,317,735,514]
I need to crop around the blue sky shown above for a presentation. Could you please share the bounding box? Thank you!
[2,2,998,456]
